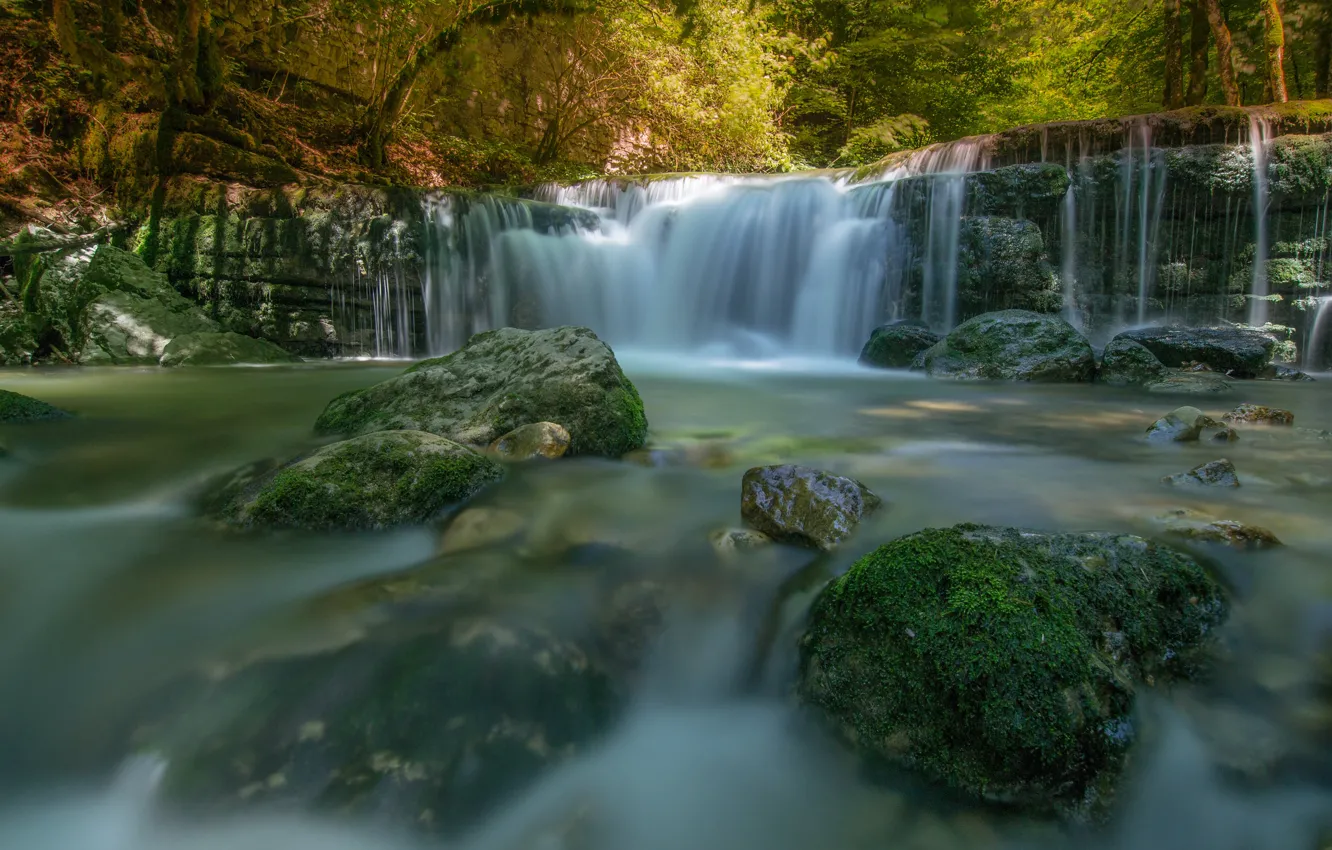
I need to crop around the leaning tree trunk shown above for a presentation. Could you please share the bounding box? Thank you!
[51,0,127,81]
[1187,0,1210,105]
[1261,0,1289,102]
[358,24,464,168]
[1164,0,1185,108]
[1202,0,1241,105]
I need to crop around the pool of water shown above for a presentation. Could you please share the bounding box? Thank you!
[1,359,1330,849]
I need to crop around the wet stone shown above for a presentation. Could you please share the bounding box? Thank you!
[1145,371,1233,396]
[1162,458,1240,488]
[1221,404,1295,426]
[1210,426,1240,443]
[709,527,774,556]
[1150,508,1282,550]
[1145,406,1208,443]
[740,465,882,551]
[489,422,572,461]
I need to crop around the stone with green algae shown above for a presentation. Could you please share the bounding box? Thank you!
[858,321,939,369]
[160,331,301,366]
[1099,337,1169,387]
[797,523,1226,821]
[740,464,881,551]
[0,388,73,423]
[314,326,647,459]
[223,430,503,530]
[918,310,1095,382]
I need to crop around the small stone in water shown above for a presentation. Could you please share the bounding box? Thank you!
[1162,458,1240,488]
[1152,508,1281,550]
[709,527,773,556]
[740,464,882,551]
[1145,406,1208,443]
[489,421,572,461]
[439,507,526,554]
[1209,426,1240,443]
[1221,404,1294,426]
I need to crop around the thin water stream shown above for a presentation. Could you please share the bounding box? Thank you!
[1,360,1331,849]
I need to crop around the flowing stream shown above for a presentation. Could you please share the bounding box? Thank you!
[2,361,1332,848]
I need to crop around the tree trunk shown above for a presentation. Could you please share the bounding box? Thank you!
[1318,10,1332,97]
[1186,0,1209,104]
[171,0,205,109]
[1164,0,1184,108]
[1202,0,1241,105]
[1261,0,1289,103]
[51,0,127,81]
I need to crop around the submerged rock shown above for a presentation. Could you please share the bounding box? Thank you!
[918,310,1095,382]
[708,527,773,556]
[797,524,1226,820]
[488,422,571,461]
[740,465,881,551]
[224,430,503,530]
[0,388,73,423]
[1210,426,1240,443]
[438,506,527,554]
[1145,370,1233,395]
[859,322,940,369]
[1163,458,1240,488]
[1113,326,1277,378]
[160,332,301,366]
[315,326,647,458]
[158,615,623,834]
[1221,403,1295,426]
[1265,364,1314,381]
[1099,337,1170,386]
[1145,406,1208,443]
[1149,508,1282,550]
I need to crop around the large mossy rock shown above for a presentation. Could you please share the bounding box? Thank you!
[315,326,647,458]
[1113,326,1278,378]
[797,524,1227,820]
[0,388,73,423]
[224,430,503,530]
[956,218,1062,315]
[918,310,1095,382]
[159,615,622,834]
[80,245,221,364]
[1099,338,1170,386]
[160,331,302,366]
[859,322,940,368]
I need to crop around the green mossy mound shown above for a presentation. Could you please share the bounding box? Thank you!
[798,524,1226,820]
[859,322,940,369]
[160,331,302,366]
[1114,326,1277,378]
[1099,338,1169,387]
[919,310,1095,382]
[225,430,503,530]
[314,326,647,458]
[0,388,74,423]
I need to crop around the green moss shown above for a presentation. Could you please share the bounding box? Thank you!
[799,524,1226,817]
[236,431,503,530]
[0,389,74,423]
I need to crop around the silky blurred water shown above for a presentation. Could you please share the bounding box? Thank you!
[1,360,1330,849]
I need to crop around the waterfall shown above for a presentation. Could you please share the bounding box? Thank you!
[331,220,416,359]
[1306,296,1332,371]
[1060,180,1079,327]
[1247,116,1273,327]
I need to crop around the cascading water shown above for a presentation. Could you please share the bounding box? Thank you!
[1247,115,1273,327]
[1306,295,1332,371]
[1061,178,1079,326]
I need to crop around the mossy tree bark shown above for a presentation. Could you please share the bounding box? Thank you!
[1318,10,1332,97]
[1202,0,1241,105]
[51,0,128,82]
[1260,0,1288,103]
[1186,0,1209,105]
[1163,0,1185,109]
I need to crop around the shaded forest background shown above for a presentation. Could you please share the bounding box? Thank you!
[4,0,1332,230]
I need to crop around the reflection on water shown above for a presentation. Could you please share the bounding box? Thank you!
[1,361,1330,848]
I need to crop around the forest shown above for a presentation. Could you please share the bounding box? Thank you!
[3,0,1332,216]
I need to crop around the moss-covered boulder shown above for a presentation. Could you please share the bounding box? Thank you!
[1145,406,1210,443]
[80,245,220,364]
[160,332,301,366]
[1114,326,1278,378]
[740,465,882,551]
[314,326,647,458]
[858,322,940,368]
[797,524,1227,820]
[1099,338,1169,386]
[956,218,1062,315]
[223,430,503,530]
[919,310,1095,382]
[1145,370,1233,395]
[0,388,73,422]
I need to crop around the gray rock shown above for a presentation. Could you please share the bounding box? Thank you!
[314,327,647,458]
[1221,403,1294,426]
[709,527,773,556]
[740,465,881,551]
[797,524,1227,820]
[488,422,571,461]
[1163,458,1240,488]
[223,430,504,530]
[956,217,1062,315]
[919,310,1095,382]
[1099,338,1170,386]
[858,322,940,369]
[1145,406,1208,443]
[1145,370,1233,395]
[1114,326,1278,378]
[160,332,301,366]
[1148,508,1281,550]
